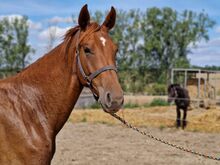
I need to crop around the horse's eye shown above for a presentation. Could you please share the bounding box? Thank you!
[84,47,91,55]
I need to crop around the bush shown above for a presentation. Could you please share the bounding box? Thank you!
[145,83,167,95]
[149,98,169,107]
[84,101,140,109]
[83,98,168,109]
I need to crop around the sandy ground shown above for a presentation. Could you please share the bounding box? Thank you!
[52,122,220,165]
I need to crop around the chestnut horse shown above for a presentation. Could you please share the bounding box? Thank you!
[0,5,123,165]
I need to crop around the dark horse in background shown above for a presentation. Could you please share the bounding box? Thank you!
[168,84,190,129]
[0,5,123,165]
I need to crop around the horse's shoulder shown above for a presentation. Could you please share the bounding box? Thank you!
[0,81,51,142]
[0,81,39,118]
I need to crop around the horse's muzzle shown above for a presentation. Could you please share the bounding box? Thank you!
[99,91,124,113]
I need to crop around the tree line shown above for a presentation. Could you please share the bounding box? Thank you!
[0,7,216,93]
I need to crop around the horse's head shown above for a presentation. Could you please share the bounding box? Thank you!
[167,84,180,103]
[75,5,123,113]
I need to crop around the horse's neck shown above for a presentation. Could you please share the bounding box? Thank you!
[14,43,83,134]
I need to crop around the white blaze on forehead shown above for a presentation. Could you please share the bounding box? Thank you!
[100,37,106,46]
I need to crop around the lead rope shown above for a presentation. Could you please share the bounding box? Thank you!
[109,112,220,161]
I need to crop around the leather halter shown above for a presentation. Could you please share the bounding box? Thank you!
[75,31,117,100]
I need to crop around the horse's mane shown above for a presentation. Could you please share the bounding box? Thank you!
[171,84,181,88]
[64,25,80,41]
[168,83,180,92]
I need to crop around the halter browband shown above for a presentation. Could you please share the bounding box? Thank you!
[75,30,117,100]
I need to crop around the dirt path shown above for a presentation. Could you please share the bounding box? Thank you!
[52,122,220,165]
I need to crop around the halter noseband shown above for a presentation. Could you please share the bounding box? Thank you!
[75,33,117,100]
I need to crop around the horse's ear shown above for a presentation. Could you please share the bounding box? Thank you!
[102,6,116,31]
[78,4,90,30]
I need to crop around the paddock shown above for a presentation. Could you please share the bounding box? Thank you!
[52,106,220,165]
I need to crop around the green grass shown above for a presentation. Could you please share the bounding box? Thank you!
[159,125,165,130]
[83,98,169,110]
[149,98,169,107]
[86,102,101,109]
[123,102,139,109]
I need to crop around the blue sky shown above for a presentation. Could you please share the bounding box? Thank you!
[1,0,220,66]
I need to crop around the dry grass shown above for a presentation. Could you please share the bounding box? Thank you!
[188,109,220,132]
[70,106,220,133]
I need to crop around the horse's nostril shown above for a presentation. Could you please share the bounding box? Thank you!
[121,97,124,105]
[105,92,112,108]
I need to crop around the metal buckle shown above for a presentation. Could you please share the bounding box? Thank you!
[76,49,79,55]
[85,77,92,88]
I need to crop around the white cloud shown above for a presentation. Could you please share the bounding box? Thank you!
[189,50,220,66]
[189,38,220,66]
[215,26,220,33]
[28,20,42,30]
[38,26,71,40]
[189,37,220,50]
[47,16,74,24]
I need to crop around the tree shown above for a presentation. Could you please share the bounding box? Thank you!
[0,15,34,73]
[110,10,145,92]
[141,8,215,84]
[13,16,35,68]
[0,17,17,71]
